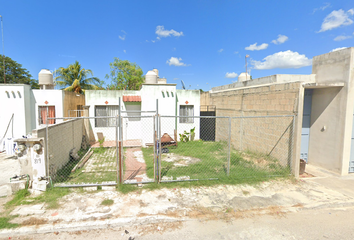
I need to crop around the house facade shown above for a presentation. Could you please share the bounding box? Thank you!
[85,69,200,146]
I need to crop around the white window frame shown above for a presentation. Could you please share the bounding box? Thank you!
[95,105,119,127]
[179,105,194,123]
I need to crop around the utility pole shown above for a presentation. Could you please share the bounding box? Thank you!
[245,55,249,80]
[0,15,5,83]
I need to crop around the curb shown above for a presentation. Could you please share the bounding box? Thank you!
[0,216,183,238]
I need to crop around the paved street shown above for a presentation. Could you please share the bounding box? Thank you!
[3,207,354,240]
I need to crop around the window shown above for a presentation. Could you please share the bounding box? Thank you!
[95,105,119,127]
[179,105,194,123]
[39,106,56,124]
[77,105,83,117]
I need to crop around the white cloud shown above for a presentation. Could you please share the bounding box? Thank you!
[225,72,238,78]
[166,57,189,66]
[313,3,331,14]
[271,35,289,44]
[218,49,224,53]
[334,35,352,41]
[234,51,239,54]
[123,50,126,53]
[252,50,312,70]
[245,42,269,51]
[318,9,354,32]
[330,47,347,52]
[119,35,125,40]
[156,26,183,38]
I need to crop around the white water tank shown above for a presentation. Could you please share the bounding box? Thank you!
[152,68,159,78]
[38,69,54,89]
[238,72,251,82]
[145,71,158,84]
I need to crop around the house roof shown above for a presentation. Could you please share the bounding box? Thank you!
[123,95,141,102]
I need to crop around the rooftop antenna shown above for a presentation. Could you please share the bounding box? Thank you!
[245,54,250,80]
[181,80,186,90]
[0,15,5,83]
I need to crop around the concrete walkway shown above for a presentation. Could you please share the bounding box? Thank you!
[304,164,354,198]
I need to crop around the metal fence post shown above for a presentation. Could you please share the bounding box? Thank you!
[240,117,243,151]
[153,115,156,182]
[158,115,162,183]
[115,116,119,184]
[227,117,231,176]
[291,115,296,170]
[46,118,49,178]
[120,116,124,184]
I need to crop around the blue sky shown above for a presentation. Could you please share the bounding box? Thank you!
[0,0,353,91]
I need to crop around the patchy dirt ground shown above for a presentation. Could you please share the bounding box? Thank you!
[162,153,201,166]
[4,178,354,231]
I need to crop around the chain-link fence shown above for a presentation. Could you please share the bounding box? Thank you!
[42,114,294,187]
[158,115,294,182]
[44,116,119,187]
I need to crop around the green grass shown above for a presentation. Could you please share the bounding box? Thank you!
[0,216,19,229]
[5,188,71,210]
[5,189,31,209]
[141,140,290,184]
[31,187,71,209]
[101,199,114,206]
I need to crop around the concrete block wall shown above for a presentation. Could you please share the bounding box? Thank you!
[209,82,300,166]
[33,118,84,178]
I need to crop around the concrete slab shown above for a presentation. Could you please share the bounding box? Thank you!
[10,203,46,216]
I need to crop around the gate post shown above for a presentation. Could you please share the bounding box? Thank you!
[115,116,120,184]
[227,117,231,176]
[153,115,156,182]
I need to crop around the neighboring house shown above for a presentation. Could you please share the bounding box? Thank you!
[0,69,85,152]
[201,47,354,176]
[85,69,200,146]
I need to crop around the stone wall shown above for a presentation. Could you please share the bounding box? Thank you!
[206,82,301,166]
[32,118,84,178]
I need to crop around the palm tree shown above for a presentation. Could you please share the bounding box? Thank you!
[54,61,100,91]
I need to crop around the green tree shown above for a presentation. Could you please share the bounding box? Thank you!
[0,55,39,89]
[54,61,100,90]
[105,58,144,90]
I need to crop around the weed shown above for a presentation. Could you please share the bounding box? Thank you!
[5,189,30,209]
[32,187,71,209]
[0,216,19,229]
[101,199,114,206]
[116,184,137,194]
[98,137,105,148]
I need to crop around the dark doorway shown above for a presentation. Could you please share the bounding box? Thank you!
[200,107,216,141]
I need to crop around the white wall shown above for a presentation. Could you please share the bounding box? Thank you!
[85,85,201,145]
[0,84,35,139]
[32,90,64,128]
[176,90,200,141]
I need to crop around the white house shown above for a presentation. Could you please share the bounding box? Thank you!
[85,69,200,146]
[0,70,85,153]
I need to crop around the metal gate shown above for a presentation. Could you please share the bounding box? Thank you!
[300,89,313,162]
